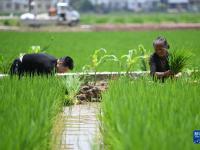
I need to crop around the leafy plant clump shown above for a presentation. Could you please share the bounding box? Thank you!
[120,45,150,74]
[28,45,45,54]
[63,75,83,105]
[83,48,118,72]
[83,48,118,83]
[19,45,46,58]
[138,45,150,71]
[121,49,139,74]
[168,50,191,74]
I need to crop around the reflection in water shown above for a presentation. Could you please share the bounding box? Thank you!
[61,103,100,150]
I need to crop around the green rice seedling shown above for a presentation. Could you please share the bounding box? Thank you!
[17,46,46,63]
[168,50,191,74]
[119,45,150,73]
[130,17,144,24]
[1,19,20,26]
[189,67,200,83]
[28,45,46,54]
[0,54,13,74]
[138,45,150,71]
[0,76,65,150]
[120,49,140,74]
[90,48,118,71]
[62,75,82,105]
[0,30,200,72]
[3,20,10,26]
[0,54,3,72]
[113,17,126,24]
[101,77,200,150]
[83,48,118,83]
[18,45,49,64]
[27,35,54,54]
[95,17,109,24]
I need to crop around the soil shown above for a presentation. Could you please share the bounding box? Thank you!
[76,81,108,102]
[93,23,200,31]
[1,23,200,32]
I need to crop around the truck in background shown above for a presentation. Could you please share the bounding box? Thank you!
[20,1,80,27]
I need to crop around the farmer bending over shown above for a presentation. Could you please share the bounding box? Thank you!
[149,36,173,81]
[10,53,74,76]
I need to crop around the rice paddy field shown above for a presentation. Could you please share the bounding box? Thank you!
[101,76,200,150]
[81,13,200,24]
[0,29,200,73]
[0,29,200,149]
[0,77,65,149]
[1,13,200,26]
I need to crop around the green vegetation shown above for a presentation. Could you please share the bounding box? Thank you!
[169,50,191,74]
[0,13,199,26]
[0,77,65,150]
[0,45,48,74]
[0,29,199,149]
[0,19,20,26]
[138,45,150,71]
[63,75,82,105]
[0,53,12,74]
[120,45,149,73]
[83,48,118,72]
[0,30,199,73]
[101,77,200,150]
[83,48,118,83]
[81,13,200,24]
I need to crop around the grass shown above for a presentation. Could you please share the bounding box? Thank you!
[0,27,199,149]
[81,13,200,24]
[0,13,200,25]
[169,50,191,74]
[0,30,199,73]
[63,75,82,105]
[0,76,65,150]
[101,77,200,150]
[0,19,20,26]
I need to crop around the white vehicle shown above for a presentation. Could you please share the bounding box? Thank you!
[20,13,35,20]
[57,2,80,26]
[20,2,80,27]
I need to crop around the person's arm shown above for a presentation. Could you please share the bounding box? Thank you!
[149,56,172,78]
[174,72,182,78]
[154,70,172,78]
[149,56,158,77]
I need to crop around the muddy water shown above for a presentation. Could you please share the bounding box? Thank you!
[61,103,101,150]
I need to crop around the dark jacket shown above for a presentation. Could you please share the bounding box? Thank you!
[10,53,57,76]
[149,52,170,76]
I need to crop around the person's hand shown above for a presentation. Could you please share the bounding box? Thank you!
[164,70,172,77]
[169,70,175,76]
[155,70,174,78]
[175,72,182,78]
[164,70,174,77]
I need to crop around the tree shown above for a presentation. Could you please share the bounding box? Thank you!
[69,0,94,12]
